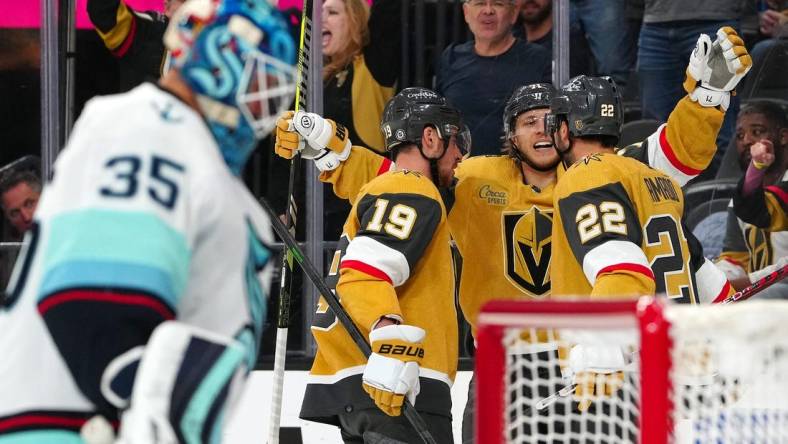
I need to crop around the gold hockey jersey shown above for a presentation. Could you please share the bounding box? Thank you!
[450,156,555,336]
[721,172,788,274]
[733,179,788,232]
[301,171,458,424]
[318,96,726,327]
[551,153,732,303]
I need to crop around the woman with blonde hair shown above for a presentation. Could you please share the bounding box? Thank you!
[322,0,399,153]
[320,0,401,238]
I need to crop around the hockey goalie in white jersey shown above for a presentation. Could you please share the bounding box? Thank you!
[0,0,295,442]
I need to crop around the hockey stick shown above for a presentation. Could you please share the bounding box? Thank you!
[719,263,788,304]
[260,198,438,444]
[267,0,313,441]
[521,383,578,416]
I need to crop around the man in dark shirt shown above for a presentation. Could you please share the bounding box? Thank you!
[513,0,593,77]
[436,0,551,156]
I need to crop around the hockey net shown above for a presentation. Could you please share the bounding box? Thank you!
[475,298,788,444]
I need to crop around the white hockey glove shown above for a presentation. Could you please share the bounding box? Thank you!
[565,343,629,412]
[362,324,425,416]
[291,111,352,171]
[684,27,752,111]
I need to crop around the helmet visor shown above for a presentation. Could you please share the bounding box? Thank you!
[442,123,472,156]
[237,50,297,139]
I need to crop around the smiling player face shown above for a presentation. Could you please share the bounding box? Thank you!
[511,108,560,172]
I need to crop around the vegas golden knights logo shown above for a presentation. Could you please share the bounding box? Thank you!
[502,207,552,296]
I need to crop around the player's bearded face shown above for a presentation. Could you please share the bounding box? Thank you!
[437,135,465,187]
[511,109,560,171]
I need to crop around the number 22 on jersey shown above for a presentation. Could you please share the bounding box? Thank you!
[576,201,695,302]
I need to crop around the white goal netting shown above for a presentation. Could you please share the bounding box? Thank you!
[475,299,788,444]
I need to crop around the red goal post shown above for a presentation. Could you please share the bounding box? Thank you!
[475,298,788,444]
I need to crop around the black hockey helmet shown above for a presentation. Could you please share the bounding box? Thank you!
[545,75,623,143]
[380,87,470,154]
[503,83,555,138]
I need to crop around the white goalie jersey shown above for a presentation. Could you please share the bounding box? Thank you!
[0,83,273,439]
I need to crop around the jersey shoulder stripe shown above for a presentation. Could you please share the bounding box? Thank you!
[583,240,653,285]
[376,157,394,176]
[341,235,409,286]
[766,183,788,206]
[39,209,190,308]
[38,289,175,320]
[351,190,442,280]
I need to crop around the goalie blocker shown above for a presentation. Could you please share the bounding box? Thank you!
[115,322,248,444]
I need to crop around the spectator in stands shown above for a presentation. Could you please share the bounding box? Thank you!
[0,166,41,240]
[87,0,182,91]
[513,0,593,76]
[569,0,636,90]
[734,100,788,179]
[320,0,400,238]
[0,165,41,292]
[718,100,788,298]
[733,106,788,227]
[739,1,788,99]
[322,0,398,153]
[436,0,551,156]
[637,0,744,181]
[751,0,788,62]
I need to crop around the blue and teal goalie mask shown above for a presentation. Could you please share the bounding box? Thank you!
[165,0,296,175]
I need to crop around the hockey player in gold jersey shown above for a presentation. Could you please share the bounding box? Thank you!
[545,74,737,417]
[298,88,468,443]
[276,27,752,441]
[544,26,751,301]
[546,73,738,302]
[277,73,730,328]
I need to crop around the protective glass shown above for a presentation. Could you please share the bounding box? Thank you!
[237,50,297,138]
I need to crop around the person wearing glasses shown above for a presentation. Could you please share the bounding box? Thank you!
[436,0,551,156]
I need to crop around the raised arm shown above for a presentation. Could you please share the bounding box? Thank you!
[275,111,393,202]
[619,27,752,186]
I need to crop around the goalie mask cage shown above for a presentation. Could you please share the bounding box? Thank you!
[475,298,788,444]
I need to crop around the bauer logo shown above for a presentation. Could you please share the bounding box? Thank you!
[336,123,347,140]
[501,208,552,296]
[378,344,425,358]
